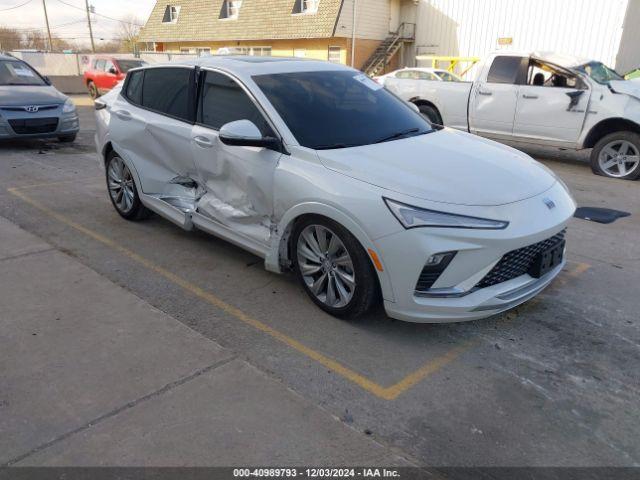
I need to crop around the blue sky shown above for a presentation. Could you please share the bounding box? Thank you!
[0,0,157,46]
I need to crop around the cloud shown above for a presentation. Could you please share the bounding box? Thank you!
[0,0,156,46]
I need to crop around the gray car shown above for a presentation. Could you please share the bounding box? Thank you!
[0,53,79,143]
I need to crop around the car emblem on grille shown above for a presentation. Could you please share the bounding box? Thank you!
[24,106,39,113]
[543,198,556,210]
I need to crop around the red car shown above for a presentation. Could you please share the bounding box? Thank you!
[84,57,147,99]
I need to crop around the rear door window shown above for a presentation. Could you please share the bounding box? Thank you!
[95,59,106,71]
[141,67,194,122]
[125,70,143,105]
[487,56,527,84]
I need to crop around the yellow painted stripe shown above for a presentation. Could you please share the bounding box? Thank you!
[8,186,473,400]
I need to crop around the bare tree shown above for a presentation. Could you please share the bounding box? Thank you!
[22,31,73,52]
[117,15,141,53]
[0,27,23,51]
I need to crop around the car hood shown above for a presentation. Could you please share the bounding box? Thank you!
[317,128,557,206]
[0,85,67,106]
[609,80,640,101]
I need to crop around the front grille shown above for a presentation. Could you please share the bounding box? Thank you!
[475,229,566,289]
[8,117,58,134]
[416,271,442,292]
[0,104,58,113]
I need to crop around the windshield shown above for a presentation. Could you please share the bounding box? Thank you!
[253,70,433,150]
[576,61,624,84]
[116,60,147,73]
[0,60,46,86]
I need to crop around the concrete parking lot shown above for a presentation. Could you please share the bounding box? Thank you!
[1,98,639,467]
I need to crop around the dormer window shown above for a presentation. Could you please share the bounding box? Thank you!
[162,5,180,23]
[220,0,242,19]
[292,0,319,15]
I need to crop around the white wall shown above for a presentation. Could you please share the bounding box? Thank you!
[410,0,629,68]
[335,0,392,40]
[616,0,640,74]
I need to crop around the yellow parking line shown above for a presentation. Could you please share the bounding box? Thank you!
[8,186,473,401]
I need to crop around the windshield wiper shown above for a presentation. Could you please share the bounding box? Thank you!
[374,128,424,144]
[314,143,356,150]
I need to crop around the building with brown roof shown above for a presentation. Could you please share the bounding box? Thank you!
[138,0,417,75]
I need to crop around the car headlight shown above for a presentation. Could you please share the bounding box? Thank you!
[384,198,509,230]
[62,99,76,113]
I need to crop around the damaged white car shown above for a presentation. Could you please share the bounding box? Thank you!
[385,52,640,180]
[95,57,575,323]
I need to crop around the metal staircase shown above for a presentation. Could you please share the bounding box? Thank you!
[362,22,415,77]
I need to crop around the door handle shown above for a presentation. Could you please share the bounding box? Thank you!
[193,135,213,148]
[114,110,132,121]
[522,94,539,99]
[478,90,492,96]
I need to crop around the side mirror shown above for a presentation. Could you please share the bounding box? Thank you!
[219,120,281,150]
[108,67,118,75]
[407,102,420,114]
[43,76,51,85]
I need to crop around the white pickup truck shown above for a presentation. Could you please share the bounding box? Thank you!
[385,51,640,180]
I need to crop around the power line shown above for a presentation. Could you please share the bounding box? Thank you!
[52,0,143,26]
[0,0,35,12]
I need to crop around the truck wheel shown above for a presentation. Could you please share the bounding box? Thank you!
[88,81,99,99]
[418,104,443,126]
[590,132,640,180]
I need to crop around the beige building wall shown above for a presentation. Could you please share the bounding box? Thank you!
[335,0,393,40]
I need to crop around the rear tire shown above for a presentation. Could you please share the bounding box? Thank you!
[105,151,152,221]
[418,104,443,126]
[292,216,379,319]
[87,81,99,99]
[590,131,640,180]
[58,134,76,143]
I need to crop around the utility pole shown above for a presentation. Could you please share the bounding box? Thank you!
[42,0,53,51]
[85,0,96,53]
[351,0,357,67]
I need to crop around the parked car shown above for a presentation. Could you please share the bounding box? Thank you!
[385,51,640,180]
[94,57,575,323]
[375,67,462,86]
[84,57,147,99]
[0,53,79,143]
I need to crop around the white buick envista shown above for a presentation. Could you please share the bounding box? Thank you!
[94,56,576,323]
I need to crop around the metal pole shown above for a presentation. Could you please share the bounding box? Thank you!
[351,0,357,67]
[85,0,96,53]
[42,0,53,51]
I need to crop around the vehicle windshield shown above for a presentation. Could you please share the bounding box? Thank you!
[116,60,147,73]
[253,70,433,150]
[0,59,46,86]
[576,61,624,84]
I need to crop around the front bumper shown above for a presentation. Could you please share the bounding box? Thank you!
[375,182,576,323]
[0,106,79,140]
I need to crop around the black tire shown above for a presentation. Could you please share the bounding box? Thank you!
[87,81,99,99]
[105,151,152,221]
[590,131,640,180]
[292,216,379,319]
[58,134,76,143]
[418,104,442,126]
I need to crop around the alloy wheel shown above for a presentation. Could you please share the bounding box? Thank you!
[107,156,135,214]
[598,140,640,178]
[296,225,356,308]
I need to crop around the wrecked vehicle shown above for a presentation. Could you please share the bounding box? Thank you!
[94,56,575,323]
[385,51,640,180]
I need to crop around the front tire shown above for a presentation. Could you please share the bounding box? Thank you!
[58,134,76,143]
[106,151,151,221]
[292,216,379,319]
[590,131,640,180]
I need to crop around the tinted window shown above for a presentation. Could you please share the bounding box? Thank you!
[253,70,433,150]
[0,60,46,86]
[117,59,146,73]
[141,68,192,121]
[487,56,526,84]
[198,71,272,135]
[125,70,143,104]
